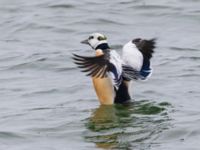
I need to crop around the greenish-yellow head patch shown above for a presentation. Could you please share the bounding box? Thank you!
[97,35,107,41]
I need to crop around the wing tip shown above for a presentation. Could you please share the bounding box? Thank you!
[72,53,108,79]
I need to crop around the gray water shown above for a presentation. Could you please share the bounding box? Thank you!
[0,0,200,149]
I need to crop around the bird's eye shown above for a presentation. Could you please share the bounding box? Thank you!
[88,36,94,40]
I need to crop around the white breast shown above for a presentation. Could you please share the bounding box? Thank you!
[122,41,143,71]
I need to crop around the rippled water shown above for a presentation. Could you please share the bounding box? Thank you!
[0,0,200,149]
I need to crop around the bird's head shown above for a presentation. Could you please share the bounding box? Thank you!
[81,33,108,50]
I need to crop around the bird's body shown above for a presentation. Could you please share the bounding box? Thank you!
[73,33,156,105]
[91,48,120,105]
[92,76,115,105]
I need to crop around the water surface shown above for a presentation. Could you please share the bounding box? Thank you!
[0,0,200,149]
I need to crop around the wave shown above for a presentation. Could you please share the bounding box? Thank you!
[47,4,75,9]
[84,101,172,149]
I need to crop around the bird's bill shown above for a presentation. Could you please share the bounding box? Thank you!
[81,39,89,45]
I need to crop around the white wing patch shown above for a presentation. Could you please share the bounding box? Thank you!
[122,41,143,71]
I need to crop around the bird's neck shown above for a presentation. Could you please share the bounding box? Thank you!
[95,43,110,51]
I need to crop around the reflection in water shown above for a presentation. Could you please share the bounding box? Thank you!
[85,100,171,149]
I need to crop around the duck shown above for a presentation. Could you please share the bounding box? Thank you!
[72,33,156,105]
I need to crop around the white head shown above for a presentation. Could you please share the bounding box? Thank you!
[81,33,108,49]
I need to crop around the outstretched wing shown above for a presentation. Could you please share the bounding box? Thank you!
[133,38,156,59]
[72,53,111,78]
[72,51,123,89]
[122,38,156,81]
[135,38,156,80]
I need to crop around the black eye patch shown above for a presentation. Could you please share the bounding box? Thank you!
[88,36,94,40]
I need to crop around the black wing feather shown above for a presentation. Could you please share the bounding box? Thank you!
[133,38,156,59]
[122,65,141,80]
[72,53,110,78]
